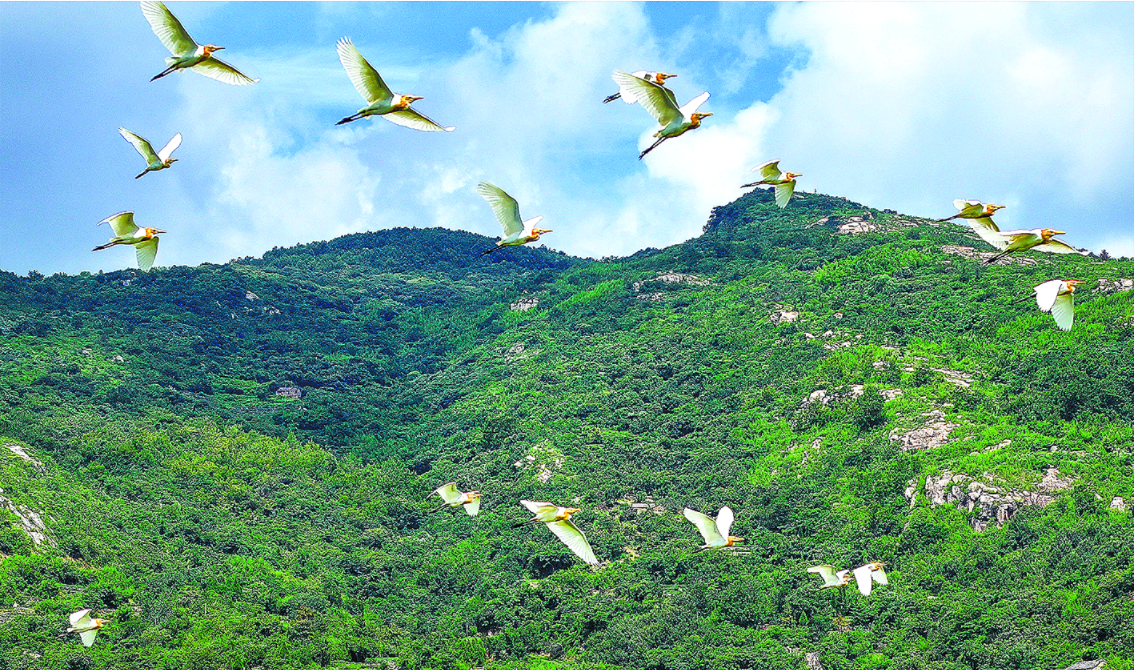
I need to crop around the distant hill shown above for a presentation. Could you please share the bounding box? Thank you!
[0,189,1131,670]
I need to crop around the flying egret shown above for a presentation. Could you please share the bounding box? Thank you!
[938,199,1004,223]
[335,38,454,131]
[518,500,600,566]
[67,609,109,647]
[682,506,744,551]
[741,160,801,208]
[476,182,552,256]
[119,127,182,179]
[851,562,888,596]
[141,1,258,85]
[604,70,677,104]
[92,211,164,272]
[977,225,1086,264]
[807,564,853,589]
[1025,279,1084,331]
[432,482,483,516]
[612,70,711,160]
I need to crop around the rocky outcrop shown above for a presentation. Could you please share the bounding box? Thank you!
[4,442,44,472]
[805,652,825,670]
[1064,661,1106,670]
[771,305,799,325]
[0,487,55,547]
[905,467,1074,531]
[514,444,565,484]
[890,409,959,451]
[632,271,711,292]
[275,386,303,399]
[1109,497,1127,512]
[510,296,539,311]
[837,217,877,234]
[941,244,1039,266]
[1096,277,1133,293]
[503,342,536,362]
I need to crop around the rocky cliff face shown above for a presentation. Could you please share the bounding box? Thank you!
[905,467,1074,531]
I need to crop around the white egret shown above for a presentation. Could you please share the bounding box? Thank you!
[432,483,483,516]
[807,564,852,589]
[141,1,258,85]
[851,562,888,596]
[682,506,744,551]
[978,225,1087,264]
[1026,279,1084,331]
[67,609,109,647]
[476,182,552,256]
[518,500,599,566]
[612,70,711,160]
[604,70,677,104]
[938,199,1004,223]
[741,160,801,208]
[119,127,182,179]
[92,211,164,272]
[335,38,454,131]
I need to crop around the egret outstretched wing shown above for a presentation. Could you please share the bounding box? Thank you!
[852,564,875,596]
[99,212,139,237]
[547,518,599,565]
[140,0,196,55]
[135,238,160,272]
[520,499,558,520]
[385,109,455,132]
[683,507,725,546]
[613,70,681,126]
[1033,280,1063,313]
[714,506,735,539]
[156,133,183,161]
[192,57,258,85]
[753,160,783,182]
[1050,292,1075,330]
[1032,237,1084,255]
[969,217,1009,250]
[69,610,93,628]
[477,182,525,238]
[79,629,99,647]
[774,181,795,208]
[434,482,463,505]
[678,91,710,118]
[462,497,482,516]
[337,38,393,104]
[119,128,159,163]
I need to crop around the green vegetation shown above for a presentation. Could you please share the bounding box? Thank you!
[0,190,1130,669]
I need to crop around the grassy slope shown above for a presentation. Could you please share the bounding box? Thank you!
[0,189,1131,670]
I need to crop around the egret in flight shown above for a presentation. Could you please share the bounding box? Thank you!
[741,160,801,208]
[604,70,677,104]
[67,609,109,647]
[978,225,1086,264]
[683,506,743,551]
[807,564,852,589]
[518,500,600,566]
[476,182,552,256]
[612,70,711,159]
[1026,279,1084,331]
[335,38,454,131]
[119,127,182,179]
[938,199,1004,223]
[141,1,258,85]
[92,211,164,272]
[432,483,483,516]
[851,562,888,596]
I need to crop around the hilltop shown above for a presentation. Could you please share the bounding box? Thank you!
[0,188,1131,670]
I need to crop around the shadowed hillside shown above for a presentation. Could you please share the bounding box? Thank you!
[0,190,1131,670]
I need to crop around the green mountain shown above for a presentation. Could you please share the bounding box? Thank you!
[1,189,1131,670]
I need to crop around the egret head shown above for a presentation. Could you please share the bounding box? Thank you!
[565,507,580,516]
[92,618,110,629]
[1040,228,1065,241]
[145,227,166,236]
[727,535,744,545]
[1065,279,1085,292]
[469,491,483,499]
[693,112,713,122]
[655,72,677,83]
[202,45,224,56]
[165,158,179,166]
[400,95,423,107]
[785,172,802,180]
[985,204,1005,214]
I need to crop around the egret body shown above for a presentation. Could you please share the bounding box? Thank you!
[335,38,454,131]
[92,212,164,272]
[141,1,258,85]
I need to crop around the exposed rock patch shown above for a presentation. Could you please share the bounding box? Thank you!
[837,217,877,234]
[513,444,565,484]
[1096,277,1133,293]
[906,467,1075,531]
[1110,497,1128,512]
[632,271,711,293]
[4,442,44,471]
[771,305,799,324]
[941,245,1039,266]
[503,342,536,363]
[890,409,959,451]
[510,296,540,311]
[0,487,55,547]
[275,386,302,399]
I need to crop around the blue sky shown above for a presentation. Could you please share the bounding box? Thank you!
[1,2,1132,276]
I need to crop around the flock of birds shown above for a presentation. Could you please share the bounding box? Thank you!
[67,0,1095,647]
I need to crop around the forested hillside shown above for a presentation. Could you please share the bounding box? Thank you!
[0,188,1131,670]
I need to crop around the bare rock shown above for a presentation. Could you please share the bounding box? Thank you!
[503,342,536,362]
[805,652,825,670]
[941,244,1038,266]
[890,409,959,451]
[0,487,55,547]
[513,444,565,484]
[633,271,711,292]
[1096,277,1133,293]
[906,468,1076,530]
[837,218,877,234]
[770,305,799,324]
[245,291,260,301]
[275,386,302,400]
[1110,497,1127,512]
[4,443,44,471]
[510,296,540,312]
[806,217,830,229]
[1064,661,1106,670]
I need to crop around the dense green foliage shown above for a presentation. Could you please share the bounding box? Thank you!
[0,189,1131,670]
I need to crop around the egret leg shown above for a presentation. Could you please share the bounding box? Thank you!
[985,249,1013,265]
[135,169,149,180]
[639,136,668,160]
[336,113,364,126]
[479,245,503,257]
[602,93,621,104]
[92,241,121,252]
[150,66,178,82]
